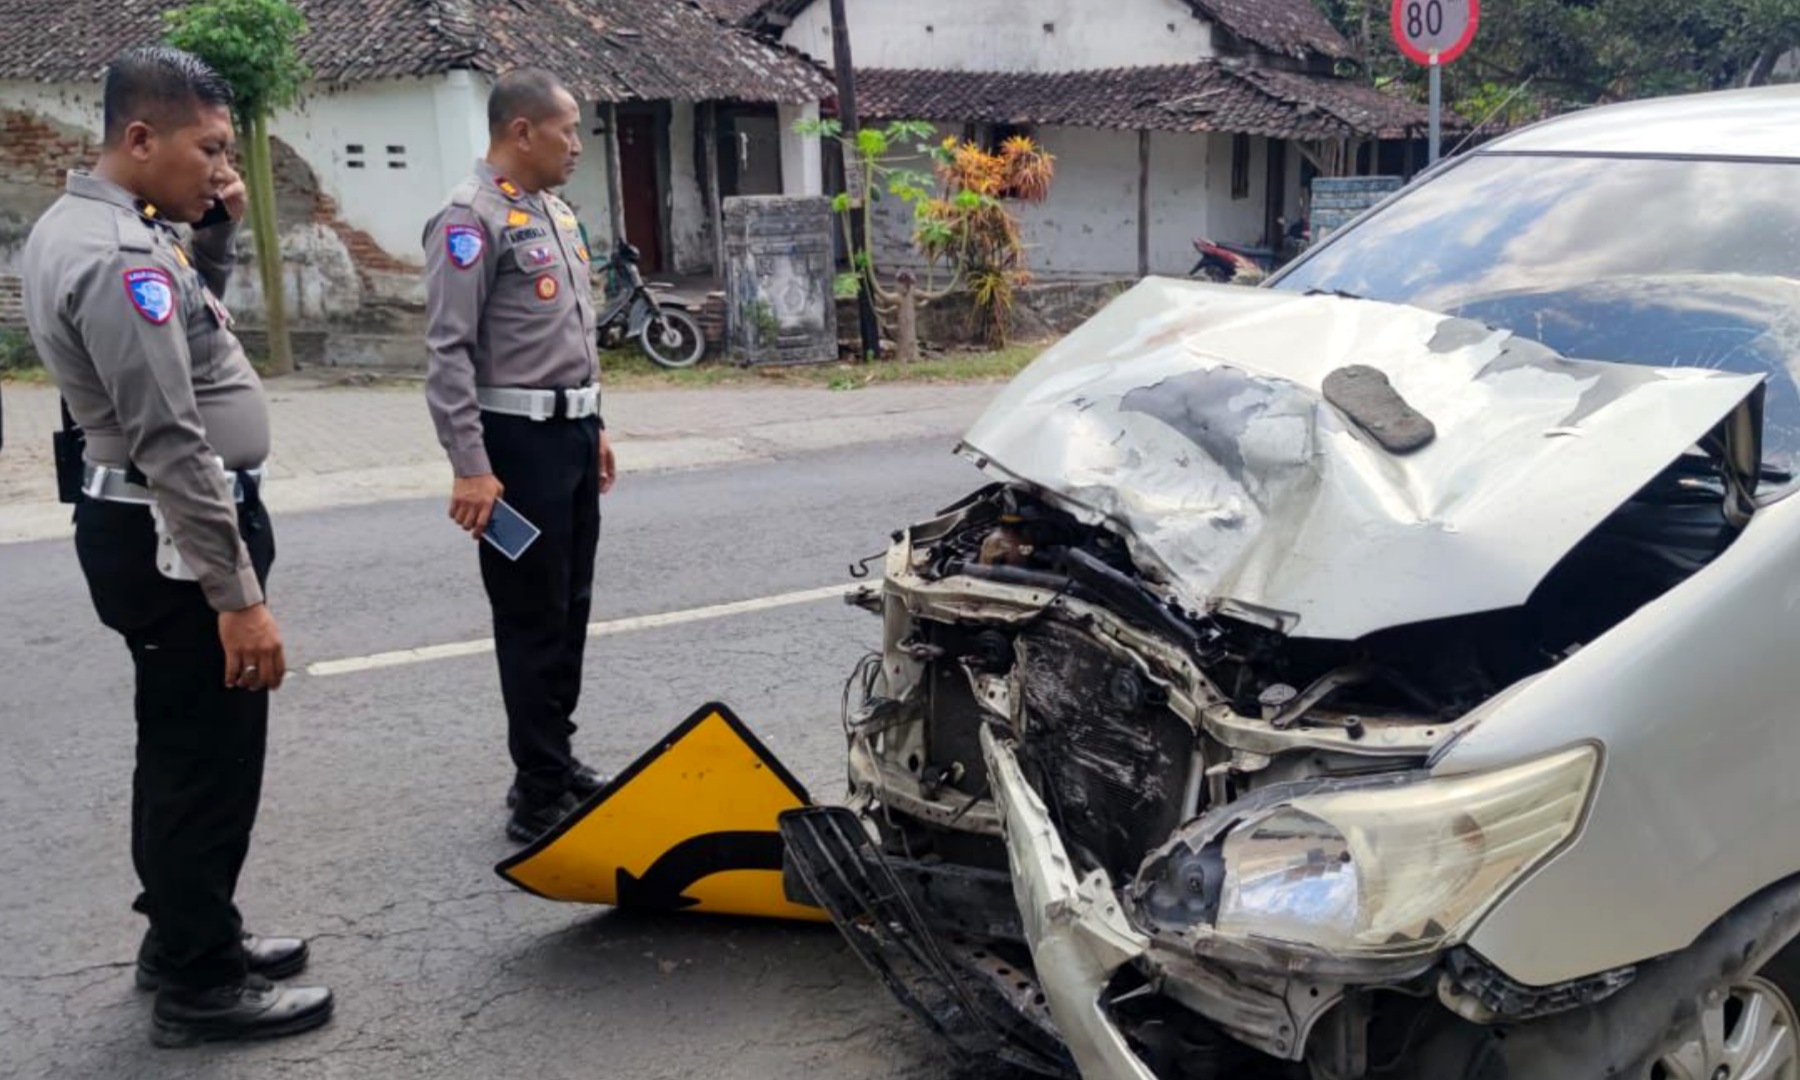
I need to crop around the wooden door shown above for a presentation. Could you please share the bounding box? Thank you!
[617,113,665,273]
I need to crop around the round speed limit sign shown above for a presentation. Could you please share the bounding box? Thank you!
[1391,0,1479,65]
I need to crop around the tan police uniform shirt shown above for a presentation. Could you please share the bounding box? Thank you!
[422,161,601,478]
[21,171,268,613]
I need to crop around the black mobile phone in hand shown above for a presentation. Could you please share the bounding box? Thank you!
[196,197,232,229]
[483,499,541,561]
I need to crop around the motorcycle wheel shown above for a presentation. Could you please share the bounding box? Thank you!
[637,308,706,369]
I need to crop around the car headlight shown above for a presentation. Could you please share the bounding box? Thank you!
[1212,745,1598,959]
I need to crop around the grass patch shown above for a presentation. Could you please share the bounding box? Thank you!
[0,328,49,383]
[601,342,1048,391]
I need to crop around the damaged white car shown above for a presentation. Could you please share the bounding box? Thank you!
[781,86,1800,1080]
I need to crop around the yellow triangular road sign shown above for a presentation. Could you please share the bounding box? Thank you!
[495,702,828,923]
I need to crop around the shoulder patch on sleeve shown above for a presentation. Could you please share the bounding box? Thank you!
[123,267,176,324]
[446,224,485,269]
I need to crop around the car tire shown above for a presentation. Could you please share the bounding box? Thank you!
[1649,947,1800,1080]
[1375,945,1800,1080]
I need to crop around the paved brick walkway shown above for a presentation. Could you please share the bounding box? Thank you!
[0,375,1001,544]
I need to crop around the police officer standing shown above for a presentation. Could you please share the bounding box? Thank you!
[423,69,617,842]
[20,47,332,1047]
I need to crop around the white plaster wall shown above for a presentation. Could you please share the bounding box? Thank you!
[1204,131,1269,245]
[220,221,363,322]
[779,102,824,197]
[430,70,490,204]
[0,77,454,268]
[1143,129,1214,274]
[1010,126,1142,274]
[0,79,101,130]
[271,78,450,260]
[782,0,1213,72]
[562,98,615,251]
[668,102,712,275]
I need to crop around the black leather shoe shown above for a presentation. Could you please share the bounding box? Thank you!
[507,790,580,843]
[137,933,309,992]
[505,762,610,808]
[151,975,333,1048]
[569,762,610,797]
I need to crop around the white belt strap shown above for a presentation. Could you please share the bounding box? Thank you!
[477,385,599,421]
[82,462,265,506]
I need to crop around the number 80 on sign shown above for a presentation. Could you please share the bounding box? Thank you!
[1391,0,1478,65]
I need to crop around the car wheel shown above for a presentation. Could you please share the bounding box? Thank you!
[1652,962,1800,1080]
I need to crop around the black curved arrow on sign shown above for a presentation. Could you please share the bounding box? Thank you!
[614,831,786,910]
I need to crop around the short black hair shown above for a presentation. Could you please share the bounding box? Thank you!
[488,68,573,136]
[102,46,234,146]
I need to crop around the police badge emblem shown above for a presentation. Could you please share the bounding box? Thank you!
[123,268,175,325]
[447,225,485,269]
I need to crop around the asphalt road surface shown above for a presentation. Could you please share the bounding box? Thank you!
[0,438,993,1080]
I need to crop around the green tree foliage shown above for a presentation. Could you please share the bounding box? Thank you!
[165,0,308,374]
[1320,0,1800,122]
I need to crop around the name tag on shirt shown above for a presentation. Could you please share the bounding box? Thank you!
[504,226,549,244]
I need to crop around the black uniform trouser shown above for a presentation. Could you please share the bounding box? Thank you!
[478,412,602,806]
[73,493,275,991]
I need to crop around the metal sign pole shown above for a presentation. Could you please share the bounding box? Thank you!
[1429,53,1442,164]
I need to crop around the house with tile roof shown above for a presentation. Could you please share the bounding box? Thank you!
[723,0,1431,279]
[0,0,830,344]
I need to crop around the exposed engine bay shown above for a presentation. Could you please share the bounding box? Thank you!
[779,283,1773,1079]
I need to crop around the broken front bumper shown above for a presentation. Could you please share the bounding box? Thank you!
[779,804,1076,1077]
[780,724,1179,1080]
[978,725,1164,1080]
[786,723,1350,1079]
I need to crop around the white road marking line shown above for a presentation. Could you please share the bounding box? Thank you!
[305,584,854,678]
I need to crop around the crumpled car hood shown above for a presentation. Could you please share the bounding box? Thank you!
[960,278,1763,640]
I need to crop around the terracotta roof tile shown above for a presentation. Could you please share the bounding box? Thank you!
[856,64,1430,141]
[694,0,770,25]
[1184,0,1351,61]
[0,0,830,103]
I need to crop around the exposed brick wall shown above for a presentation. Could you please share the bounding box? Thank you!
[0,109,97,192]
[0,274,22,328]
[266,135,417,283]
[314,191,416,275]
[0,116,420,331]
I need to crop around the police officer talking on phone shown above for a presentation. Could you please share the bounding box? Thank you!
[19,47,331,1047]
[423,68,617,843]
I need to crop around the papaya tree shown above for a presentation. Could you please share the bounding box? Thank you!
[799,118,1055,354]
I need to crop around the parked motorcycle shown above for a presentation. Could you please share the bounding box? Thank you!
[595,240,706,369]
[1189,219,1311,283]
[1188,238,1268,282]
